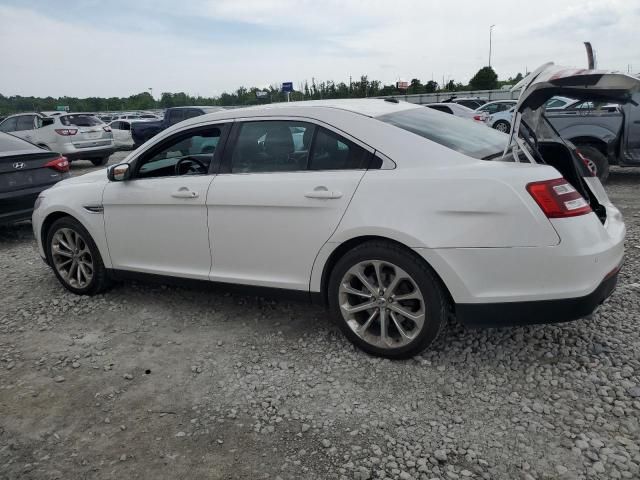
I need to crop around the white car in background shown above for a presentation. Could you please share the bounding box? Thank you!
[0,113,115,165]
[32,65,636,358]
[473,100,517,122]
[425,102,476,119]
[485,107,515,132]
[109,119,136,149]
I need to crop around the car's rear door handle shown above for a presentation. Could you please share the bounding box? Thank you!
[171,187,198,198]
[305,186,343,199]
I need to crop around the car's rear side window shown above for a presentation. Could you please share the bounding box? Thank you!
[377,107,508,159]
[230,121,314,173]
[309,127,371,170]
[16,115,35,131]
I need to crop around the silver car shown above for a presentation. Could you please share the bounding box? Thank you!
[0,113,115,165]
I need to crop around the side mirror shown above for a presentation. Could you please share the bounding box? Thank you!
[41,118,54,127]
[107,163,130,181]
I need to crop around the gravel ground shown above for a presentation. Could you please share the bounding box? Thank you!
[1,158,639,480]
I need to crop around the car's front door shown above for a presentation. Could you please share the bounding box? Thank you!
[207,119,373,290]
[102,124,228,279]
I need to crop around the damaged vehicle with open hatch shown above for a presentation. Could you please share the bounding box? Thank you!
[31,64,637,358]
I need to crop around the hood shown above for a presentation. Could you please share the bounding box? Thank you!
[512,63,640,113]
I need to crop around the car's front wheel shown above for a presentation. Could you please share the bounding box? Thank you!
[46,216,110,295]
[328,241,448,359]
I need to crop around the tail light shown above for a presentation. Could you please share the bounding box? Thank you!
[55,128,78,136]
[103,126,112,132]
[526,178,592,218]
[44,156,70,173]
[473,115,484,121]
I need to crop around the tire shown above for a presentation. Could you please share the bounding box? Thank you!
[90,156,109,166]
[46,216,111,295]
[327,240,449,359]
[576,145,609,183]
[492,120,511,133]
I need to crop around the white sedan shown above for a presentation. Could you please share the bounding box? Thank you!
[32,65,635,358]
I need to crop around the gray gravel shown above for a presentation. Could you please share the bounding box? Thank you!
[1,159,639,479]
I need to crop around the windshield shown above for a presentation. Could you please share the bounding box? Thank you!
[377,107,508,159]
[60,115,103,127]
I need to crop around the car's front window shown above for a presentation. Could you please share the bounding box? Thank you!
[377,107,508,159]
[136,127,222,178]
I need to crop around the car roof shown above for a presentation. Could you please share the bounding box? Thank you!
[177,99,421,127]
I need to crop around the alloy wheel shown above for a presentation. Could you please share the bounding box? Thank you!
[51,227,94,289]
[495,122,509,133]
[338,260,426,349]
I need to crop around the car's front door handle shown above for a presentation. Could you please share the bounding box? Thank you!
[171,187,198,198]
[305,186,343,199]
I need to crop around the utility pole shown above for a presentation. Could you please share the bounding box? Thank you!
[489,25,495,67]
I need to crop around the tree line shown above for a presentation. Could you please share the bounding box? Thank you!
[0,67,523,115]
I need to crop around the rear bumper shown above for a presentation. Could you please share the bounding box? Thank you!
[62,146,115,161]
[455,265,620,327]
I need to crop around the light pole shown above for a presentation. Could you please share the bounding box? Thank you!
[148,87,154,108]
[489,25,495,68]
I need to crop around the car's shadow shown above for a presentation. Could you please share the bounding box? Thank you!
[0,221,34,243]
[608,166,640,185]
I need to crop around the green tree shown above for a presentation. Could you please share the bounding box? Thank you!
[469,66,498,90]
[424,80,438,93]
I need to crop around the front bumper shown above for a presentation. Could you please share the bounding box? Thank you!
[455,264,620,327]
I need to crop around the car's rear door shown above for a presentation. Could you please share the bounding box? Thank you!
[206,118,372,291]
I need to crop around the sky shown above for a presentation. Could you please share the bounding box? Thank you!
[0,0,638,99]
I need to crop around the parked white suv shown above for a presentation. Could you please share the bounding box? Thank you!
[0,113,115,165]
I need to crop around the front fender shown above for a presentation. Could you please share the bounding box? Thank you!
[34,185,111,268]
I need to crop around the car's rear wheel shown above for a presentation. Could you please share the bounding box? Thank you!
[46,217,110,295]
[91,156,109,166]
[328,241,448,359]
[493,120,511,133]
[576,145,609,183]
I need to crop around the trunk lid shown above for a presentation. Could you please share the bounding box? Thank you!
[502,64,640,225]
[0,150,65,194]
[59,114,113,149]
[509,64,640,146]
